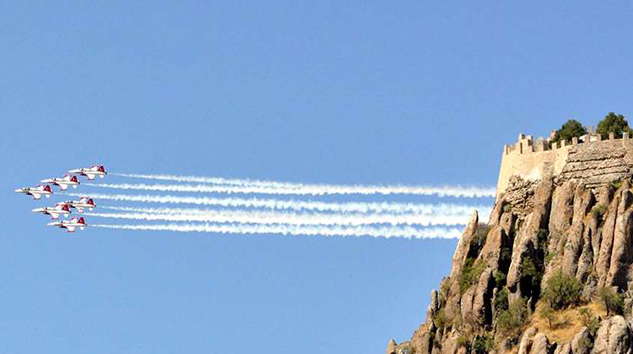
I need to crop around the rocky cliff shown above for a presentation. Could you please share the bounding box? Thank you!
[388,174,633,354]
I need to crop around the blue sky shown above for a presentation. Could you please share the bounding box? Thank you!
[2,2,633,353]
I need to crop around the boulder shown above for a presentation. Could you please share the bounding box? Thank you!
[518,327,538,354]
[570,326,590,354]
[591,316,632,354]
[530,333,553,354]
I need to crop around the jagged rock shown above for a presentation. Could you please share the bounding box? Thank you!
[479,226,506,272]
[571,327,590,354]
[471,268,494,327]
[507,178,553,298]
[561,186,594,276]
[577,213,598,283]
[591,316,631,354]
[444,211,479,321]
[518,327,538,354]
[386,339,397,354]
[426,289,440,321]
[596,191,622,286]
[489,198,506,226]
[607,189,633,288]
[530,333,553,354]
[391,170,633,354]
[596,185,613,207]
[553,343,571,354]
[499,211,516,238]
[430,290,439,313]
[406,323,433,354]
[548,181,576,239]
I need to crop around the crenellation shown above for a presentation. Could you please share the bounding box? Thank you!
[497,130,633,196]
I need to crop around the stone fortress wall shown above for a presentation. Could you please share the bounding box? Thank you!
[497,126,633,196]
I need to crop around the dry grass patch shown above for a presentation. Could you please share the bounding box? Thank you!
[528,302,605,343]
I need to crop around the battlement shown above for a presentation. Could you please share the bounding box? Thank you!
[496,126,633,196]
[502,126,628,156]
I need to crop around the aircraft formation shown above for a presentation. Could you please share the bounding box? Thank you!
[15,165,107,233]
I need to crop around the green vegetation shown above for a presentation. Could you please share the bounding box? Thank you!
[545,252,556,266]
[456,336,469,349]
[521,257,542,292]
[539,304,557,329]
[597,112,633,139]
[610,180,624,190]
[459,258,486,294]
[493,271,506,287]
[494,287,509,314]
[432,308,448,330]
[440,278,450,305]
[500,247,512,264]
[578,307,600,336]
[597,286,623,316]
[472,334,494,354]
[542,269,583,310]
[469,223,490,258]
[590,204,608,222]
[497,297,528,336]
[551,119,587,145]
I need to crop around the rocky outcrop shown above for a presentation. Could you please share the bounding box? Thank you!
[386,339,397,354]
[389,175,633,354]
[590,316,632,354]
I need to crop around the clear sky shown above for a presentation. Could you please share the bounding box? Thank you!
[2,2,633,353]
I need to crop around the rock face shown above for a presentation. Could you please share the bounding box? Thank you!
[591,316,632,354]
[389,175,633,354]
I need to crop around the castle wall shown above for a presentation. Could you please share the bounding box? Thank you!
[496,132,633,197]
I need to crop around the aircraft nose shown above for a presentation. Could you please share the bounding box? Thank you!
[14,189,22,193]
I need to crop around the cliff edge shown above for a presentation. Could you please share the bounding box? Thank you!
[388,132,633,354]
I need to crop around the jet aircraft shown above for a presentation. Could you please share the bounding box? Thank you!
[15,185,53,200]
[64,197,96,213]
[68,165,107,180]
[33,203,72,219]
[41,175,80,190]
[47,217,87,233]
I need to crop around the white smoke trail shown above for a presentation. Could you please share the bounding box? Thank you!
[67,192,491,216]
[86,209,471,226]
[112,173,496,198]
[91,223,463,239]
[87,181,495,198]
[111,173,292,188]
[100,205,486,222]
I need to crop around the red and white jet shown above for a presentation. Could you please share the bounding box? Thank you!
[68,165,107,180]
[41,175,80,190]
[64,197,96,213]
[15,185,53,200]
[47,217,87,233]
[33,203,72,219]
